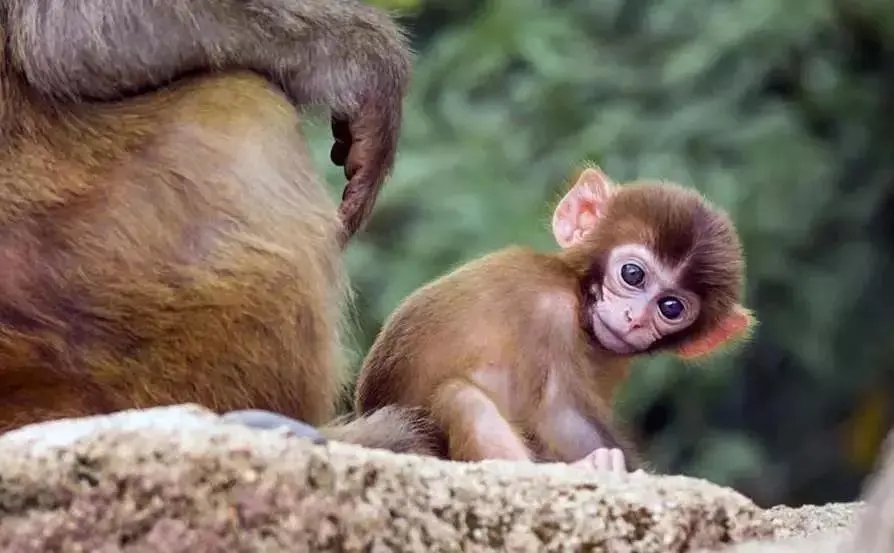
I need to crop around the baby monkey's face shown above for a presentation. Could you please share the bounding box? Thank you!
[553,166,753,361]
[585,244,701,354]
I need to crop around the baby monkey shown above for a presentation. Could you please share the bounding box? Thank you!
[355,166,755,472]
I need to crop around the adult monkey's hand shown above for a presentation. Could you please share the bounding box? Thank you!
[331,82,406,247]
[6,0,411,247]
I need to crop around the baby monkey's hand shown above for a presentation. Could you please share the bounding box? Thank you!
[572,447,628,474]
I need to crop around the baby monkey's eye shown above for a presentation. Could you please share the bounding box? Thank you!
[658,296,684,320]
[620,263,645,287]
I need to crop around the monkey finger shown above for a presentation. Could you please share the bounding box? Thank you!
[609,448,627,474]
[571,448,606,470]
[330,139,350,167]
[572,447,628,473]
[336,102,399,242]
[594,447,611,470]
[221,409,327,444]
[330,116,352,167]
[331,116,352,144]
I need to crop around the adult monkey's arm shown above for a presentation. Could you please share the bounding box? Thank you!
[4,0,411,242]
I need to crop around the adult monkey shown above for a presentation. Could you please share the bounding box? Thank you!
[0,0,441,454]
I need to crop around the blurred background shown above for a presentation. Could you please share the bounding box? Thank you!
[305,0,894,509]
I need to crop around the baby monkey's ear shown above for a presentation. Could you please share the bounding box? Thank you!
[551,166,616,249]
[675,304,756,361]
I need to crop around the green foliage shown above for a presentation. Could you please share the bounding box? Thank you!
[365,0,420,11]
[305,0,894,506]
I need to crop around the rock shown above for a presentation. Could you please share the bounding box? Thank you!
[839,428,894,553]
[711,426,894,553]
[706,531,850,553]
[757,502,861,540]
[0,404,780,553]
[704,503,860,553]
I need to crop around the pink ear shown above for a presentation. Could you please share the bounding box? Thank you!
[551,167,616,249]
[675,304,755,360]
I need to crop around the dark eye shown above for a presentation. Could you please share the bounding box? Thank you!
[658,296,685,320]
[620,263,645,287]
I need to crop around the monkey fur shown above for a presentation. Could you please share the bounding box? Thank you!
[223,405,447,457]
[355,167,754,468]
[0,1,439,456]
[2,0,410,242]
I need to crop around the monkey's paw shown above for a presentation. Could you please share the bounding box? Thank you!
[571,447,628,474]
[331,101,400,246]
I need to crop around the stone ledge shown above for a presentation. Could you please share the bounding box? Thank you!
[0,405,861,552]
[706,531,850,553]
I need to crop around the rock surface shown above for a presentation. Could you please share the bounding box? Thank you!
[841,428,894,553]
[706,503,859,553]
[756,502,859,540]
[0,405,869,552]
[709,532,849,553]
[693,502,860,553]
[710,426,894,553]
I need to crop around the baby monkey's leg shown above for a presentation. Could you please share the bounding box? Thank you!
[430,379,530,462]
[572,448,628,473]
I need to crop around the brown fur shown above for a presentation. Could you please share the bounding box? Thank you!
[2,0,411,241]
[561,180,746,352]
[324,406,447,457]
[0,71,349,433]
[356,176,750,467]
[0,3,439,457]
[356,246,643,465]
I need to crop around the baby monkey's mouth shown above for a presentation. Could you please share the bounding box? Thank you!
[593,310,637,354]
[581,295,637,355]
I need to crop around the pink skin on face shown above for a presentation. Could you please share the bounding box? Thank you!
[587,244,700,354]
